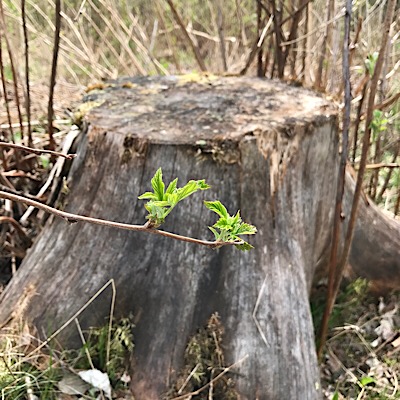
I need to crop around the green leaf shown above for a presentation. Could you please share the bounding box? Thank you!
[166,178,178,195]
[234,223,257,235]
[331,392,339,400]
[196,180,210,190]
[165,192,179,205]
[204,200,228,218]
[234,241,254,251]
[214,218,231,230]
[208,226,220,241]
[151,201,171,207]
[359,376,375,387]
[138,192,157,200]
[151,168,165,201]
[176,180,210,202]
[40,155,50,169]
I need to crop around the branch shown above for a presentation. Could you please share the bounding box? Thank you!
[166,0,207,72]
[47,0,62,150]
[0,191,244,249]
[0,142,76,160]
[317,0,352,358]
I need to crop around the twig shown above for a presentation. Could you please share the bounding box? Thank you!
[0,216,32,245]
[364,162,399,170]
[0,0,24,146]
[376,146,400,203]
[21,0,32,146]
[74,318,95,369]
[215,0,227,72]
[0,191,245,249]
[47,0,62,151]
[315,0,335,89]
[351,79,368,165]
[23,279,115,357]
[74,0,87,21]
[0,119,71,130]
[317,0,352,358]
[171,354,249,400]
[362,91,400,117]
[0,141,76,160]
[166,0,207,72]
[106,279,116,368]
[0,28,13,171]
[177,363,201,395]
[240,15,273,76]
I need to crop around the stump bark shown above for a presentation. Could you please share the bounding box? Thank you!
[0,76,399,399]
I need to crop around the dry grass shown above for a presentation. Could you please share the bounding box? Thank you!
[1,0,398,214]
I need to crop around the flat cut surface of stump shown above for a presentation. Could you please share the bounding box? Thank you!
[85,75,334,145]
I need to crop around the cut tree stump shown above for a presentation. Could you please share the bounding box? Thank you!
[0,76,399,399]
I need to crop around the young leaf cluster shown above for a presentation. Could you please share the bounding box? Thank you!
[204,200,257,251]
[139,169,257,251]
[138,168,210,227]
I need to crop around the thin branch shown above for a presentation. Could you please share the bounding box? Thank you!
[0,183,45,201]
[0,191,245,249]
[166,0,207,72]
[47,0,62,151]
[364,162,399,170]
[362,91,400,117]
[317,0,352,358]
[0,216,32,245]
[0,141,76,160]
[171,354,249,400]
[0,0,24,145]
[215,0,227,72]
[21,0,32,146]
[376,145,400,203]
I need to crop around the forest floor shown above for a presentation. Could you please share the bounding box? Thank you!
[312,280,400,399]
[0,82,399,400]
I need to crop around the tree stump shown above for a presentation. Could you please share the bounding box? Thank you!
[0,76,399,399]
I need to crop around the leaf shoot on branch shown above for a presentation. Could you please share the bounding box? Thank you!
[204,200,257,251]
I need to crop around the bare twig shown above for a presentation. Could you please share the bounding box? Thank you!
[215,0,227,72]
[317,0,352,358]
[166,0,207,72]
[376,145,400,203]
[240,15,273,76]
[0,141,76,160]
[0,191,246,249]
[256,0,263,76]
[364,162,399,170]
[351,80,368,165]
[0,183,44,201]
[177,363,201,395]
[21,0,32,146]
[0,216,31,245]
[0,28,14,171]
[171,354,249,400]
[47,0,62,151]
[315,0,335,89]
[0,0,24,145]
[364,91,400,117]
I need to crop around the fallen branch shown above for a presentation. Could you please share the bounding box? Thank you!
[0,191,244,249]
[0,142,76,160]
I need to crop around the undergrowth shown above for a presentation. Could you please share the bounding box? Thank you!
[312,279,400,399]
[0,317,134,399]
[165,313,238,400]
